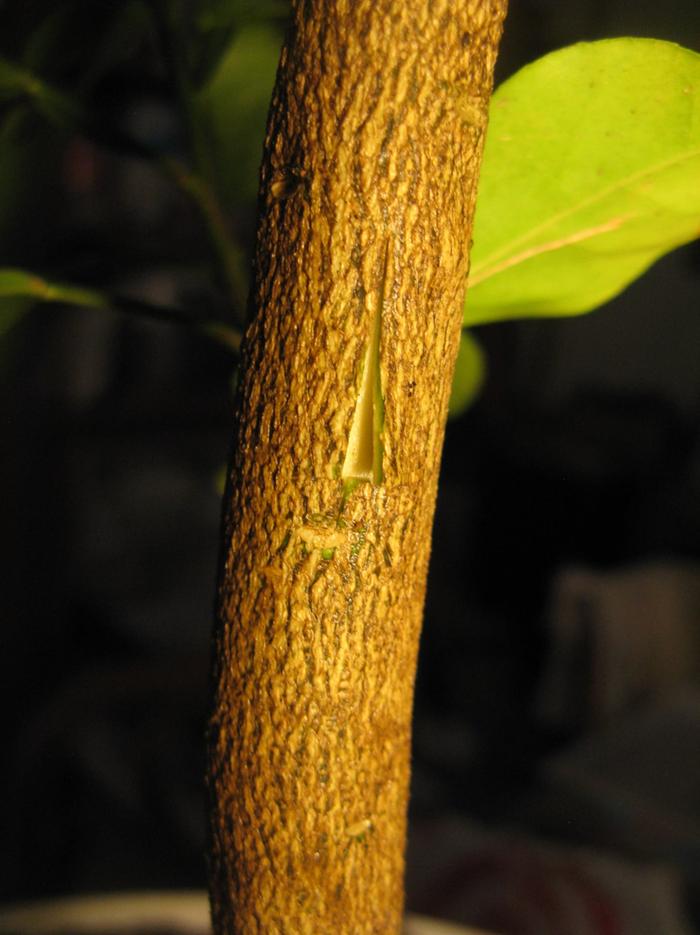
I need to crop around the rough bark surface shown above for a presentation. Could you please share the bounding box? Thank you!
[208,2,507,932]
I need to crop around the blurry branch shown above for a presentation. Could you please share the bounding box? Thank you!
[154,2,214,179]
[0,268,242,352]
[0,57,82,125]
[151,4,250,320]
[0,55,248,326]
[164,158,249,321]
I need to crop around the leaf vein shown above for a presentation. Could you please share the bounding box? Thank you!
[470,146,700,283]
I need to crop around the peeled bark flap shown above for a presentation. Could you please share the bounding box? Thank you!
[209,2,507,933]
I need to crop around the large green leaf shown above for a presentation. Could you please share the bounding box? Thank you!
[465,39,700,325]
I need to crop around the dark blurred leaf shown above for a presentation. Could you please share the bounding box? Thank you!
[0,56,80,126]
[15,0,153,92]
[448,331,486,418]
[0,2,156,149]
[171,0,289,88]
[197,0,289,31]
[197,24,282,204]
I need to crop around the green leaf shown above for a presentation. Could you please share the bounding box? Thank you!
[157,0,288,91]
[196,0,289,32]
[448,331,486,418]
[197,24,282,204]
[0,269,40,297]
[191,0,289,87]
[466,39,700,325]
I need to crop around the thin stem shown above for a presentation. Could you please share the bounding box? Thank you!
[3,269,241,351]
[162,158,249,317]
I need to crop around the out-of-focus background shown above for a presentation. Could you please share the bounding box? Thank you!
[1,1,699,933]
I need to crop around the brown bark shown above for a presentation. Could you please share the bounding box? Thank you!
[208,2,507,932]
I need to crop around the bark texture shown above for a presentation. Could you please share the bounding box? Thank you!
[208,2,507,932]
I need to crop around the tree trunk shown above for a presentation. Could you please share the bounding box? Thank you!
[208,2,507,932]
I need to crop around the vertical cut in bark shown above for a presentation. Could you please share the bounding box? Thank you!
[208,2,507,932]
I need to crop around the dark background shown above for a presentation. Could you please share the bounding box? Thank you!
[1,1,699,932]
